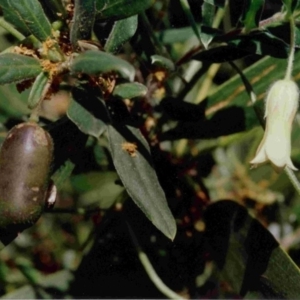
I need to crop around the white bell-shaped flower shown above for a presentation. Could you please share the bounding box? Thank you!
[250,79,299,171]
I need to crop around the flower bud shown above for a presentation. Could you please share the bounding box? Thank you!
[250,79,299,171]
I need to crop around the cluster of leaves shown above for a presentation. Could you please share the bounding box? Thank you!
[0,0,300,298]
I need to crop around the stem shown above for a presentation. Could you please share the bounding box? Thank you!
[0,17,25,41]
[137,250,185,299]
[285,16,296,80]
[126,222,184,299]
[284,166,300,196]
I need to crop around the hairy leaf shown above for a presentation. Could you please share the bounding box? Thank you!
[0,0,30,36]
[113,82,147,99]
[71,50,135,81]
[0,0,52,41]
[51,159,75,190]
[27,72,49,109]
[95,0,154,20]
[104,15,138,53]
[107,124,177,240]
[70,0,96,48]
[0,53,41,84]
[67,98,107,138]
[151,55,175,71]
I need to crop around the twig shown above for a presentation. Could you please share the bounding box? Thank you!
[0,17,25,41]
[126,222,185,299]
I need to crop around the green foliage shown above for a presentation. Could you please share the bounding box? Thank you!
[0,0,52,41]
[0,0,299,298]
[95,0,154,20]
[67,98,107,138]
[104,15,138,53]
[112,82,147,99]
[205,200,300,298]
[0,54,41,84]
[70,0,96,47]
[28,72,49,109]
[107,124,177,240]
[71,50,135,81]
[241,0,264,31]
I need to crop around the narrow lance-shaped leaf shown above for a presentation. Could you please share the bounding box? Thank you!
[71,172,124,209]
[71,50,135,81]
[204,0,225,7]
[151,55,175,72]
[95,0,154,20]
[28,72,50,109]
[0,0,30,36]
[282,0,293,15]
[40,0,67,19]
[179,0,201,44]
[204,200,300,298]
[201,1,215,48]
[51,160,75,190]
[241,0,264,31]
[0,53,42,84]
[107,124,177,240]
[203,46,300,130]
[113,83,147,99]
[104,15,138,53]
[67,98,107,138]
[70,0,96,48]
[1,0,52,42]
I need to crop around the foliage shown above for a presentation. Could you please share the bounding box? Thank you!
[0,0,299,298]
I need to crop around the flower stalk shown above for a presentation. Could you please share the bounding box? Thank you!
[250,13,299,172]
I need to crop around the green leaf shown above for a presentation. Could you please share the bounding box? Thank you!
[27,72,49,109]
[40,0,67,19]
[151,55,175,72]
[95,0,154,20]
[204,0,225,7]
[0,53,42,84]
[0,0,52,42]
[51,159,75,190]
[292,0,300,11]
[282,0,293,15]
[179,0,201,44]
[113,82,147,99]
[107,124,177,240]
[205,50,300,130]
[204,200,300,298]
[67,98,107,138]
[0,84,29,119]
[157,26,195,44]
[71,50,135,81]
[71,171,124,209]
[0,0,30,36]
[70,0,96,47]
[201,1,215,48]
[104,15,138,53]
[241,0,264,31]
[0,270,73,299]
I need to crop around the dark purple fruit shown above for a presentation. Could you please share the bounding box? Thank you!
[0,122,53,232]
